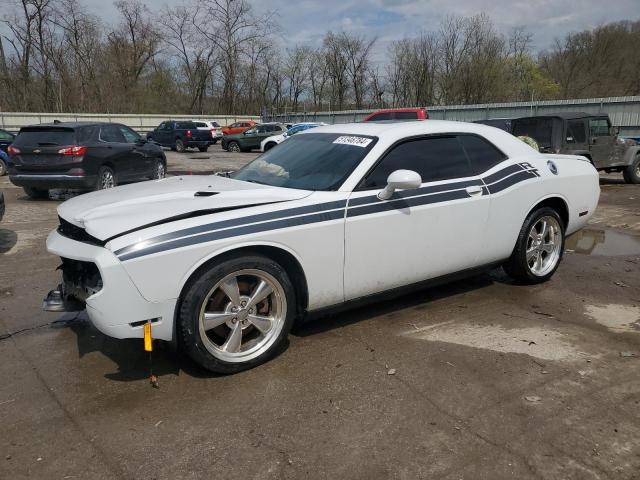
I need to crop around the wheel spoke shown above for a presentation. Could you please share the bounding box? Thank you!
[539,220,548,239]
[248,314,273,334]
[541,242,555,254]
[535,252,544,271]
[221,322,242,352]
[220,277,241,306]
[203,312,234,331]
[247,280,273,309]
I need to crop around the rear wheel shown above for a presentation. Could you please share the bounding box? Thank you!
[227,141,241,153]
[175,139,186,153]
[178,254,296,374]
[623,155,640,184]
[198,146,209,152]
[23,187,49,199]
[96,166,116,190]
[264,142,276,152]
[0,158,6,176]
[503,207,565,284]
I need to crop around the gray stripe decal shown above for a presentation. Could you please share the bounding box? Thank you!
[119,209,345,261]
[117,164,539,261]
[114,199,347,257]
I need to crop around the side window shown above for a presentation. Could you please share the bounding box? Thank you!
[119,125,140,143]
[369,112,392,121]
[458,135,507,174]
[395,111,418,120]
[160,122,173,131]
[100,125,126,143]
[566,120,586,143]
[361,136,472,189]
[77,126,97,143]
[589,118,610,137]
[256,126,268,134]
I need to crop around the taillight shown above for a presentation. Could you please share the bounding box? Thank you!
[7,145,20,156]
[186,130,192,138]
[210,128,215,138]
[58,145,88,156]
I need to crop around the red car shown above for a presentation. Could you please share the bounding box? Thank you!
[363,108,428,122]
[222,120,257,136]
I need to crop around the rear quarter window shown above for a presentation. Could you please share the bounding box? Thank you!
[14,128,76,146]
[176,122,196,129]
[458,135,507,174]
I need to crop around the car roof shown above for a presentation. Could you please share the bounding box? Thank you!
[368,107,426,113]
[304,120,536,157]
[514,112,599,121]
[23,121,113,129]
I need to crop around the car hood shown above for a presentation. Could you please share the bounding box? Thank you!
[57,176,312,241]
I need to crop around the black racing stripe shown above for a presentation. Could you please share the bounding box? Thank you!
[119,209,345,262]
[483,164,524,185]
[487,170,536,194]
[348,178,480,207]
[114,199,347,257]
[347,189,469,218]
[349,179,480,207]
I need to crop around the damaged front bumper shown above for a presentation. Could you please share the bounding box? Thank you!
[44,229,177,341]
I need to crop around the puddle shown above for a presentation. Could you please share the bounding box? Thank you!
[584,304,640,333]
[565,228,640,256]
[402,322,584,361]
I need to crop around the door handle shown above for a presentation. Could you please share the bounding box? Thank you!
[465,185,484,197]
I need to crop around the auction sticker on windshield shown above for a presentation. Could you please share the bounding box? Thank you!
[333,136,373,148]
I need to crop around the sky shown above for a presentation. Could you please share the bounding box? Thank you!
[3,0,638,65]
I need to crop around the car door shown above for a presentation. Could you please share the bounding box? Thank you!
[565,119,589,156]
[588,117,617,168]
[241,126,260,149]
[98,124,143,181]
[118,124,152,178]
[343,135,491,300]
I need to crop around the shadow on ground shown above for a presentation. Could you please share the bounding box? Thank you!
[0,228,18,253]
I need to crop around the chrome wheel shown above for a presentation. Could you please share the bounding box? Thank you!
[155,162,165,179]
[527,216,562,276]
[228,142,240,152]
[100,169,115,189]
[198,269,287,363]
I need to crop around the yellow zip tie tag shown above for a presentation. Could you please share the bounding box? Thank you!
[144,322,153,352]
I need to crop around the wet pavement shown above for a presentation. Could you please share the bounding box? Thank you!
[1,152,639,479]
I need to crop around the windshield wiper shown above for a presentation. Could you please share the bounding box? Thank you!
[243,179,268,186]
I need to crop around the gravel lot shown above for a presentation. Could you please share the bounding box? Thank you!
[1,145,639,479]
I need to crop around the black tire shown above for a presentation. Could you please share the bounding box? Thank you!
[178,254,296,374]
[175,139,186,153]
[227,141,241,153]
[503,207,565,284]
[212,139,218,145]
[95,166,116,190]
[0,158,6,176]
[622,155,640,184]
[264,142,276,152]
[198,146,209,152]
[23,186,49,199]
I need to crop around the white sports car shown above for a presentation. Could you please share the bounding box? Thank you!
[44,121,600,373]
[260,122,327,152]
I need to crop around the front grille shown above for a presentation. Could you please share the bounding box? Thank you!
[58,217,105,246]
[60,257,103,302]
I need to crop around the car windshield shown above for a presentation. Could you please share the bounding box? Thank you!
[512,118,554,148]
[232,133,378,191]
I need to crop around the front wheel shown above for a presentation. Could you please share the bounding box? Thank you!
[212,139,218,145]
[264,142,276,152]
[623,156,640,184]
[503,207,565,284]
[152,159,165,179]
[0,158,6,176]
[178,254,296,374]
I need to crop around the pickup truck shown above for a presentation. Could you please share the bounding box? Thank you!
[147,121,212,153]
[511,112,640,184]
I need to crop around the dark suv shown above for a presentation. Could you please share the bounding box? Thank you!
[221,123,286,152]
[8,122,166,198]
[511,113,640,184]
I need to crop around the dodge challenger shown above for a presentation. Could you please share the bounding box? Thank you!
[43,121,600,373]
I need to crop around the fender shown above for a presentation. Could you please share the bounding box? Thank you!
[176,239,307,297]
[621,145,640,166]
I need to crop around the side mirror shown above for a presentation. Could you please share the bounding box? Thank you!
[378,169,422,201]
